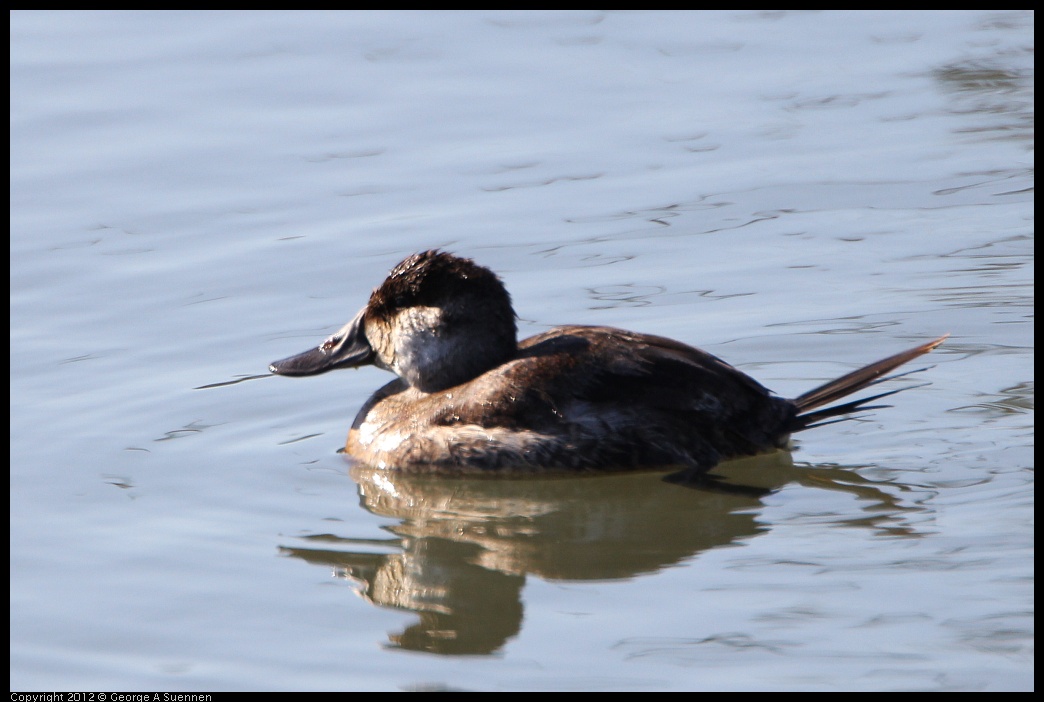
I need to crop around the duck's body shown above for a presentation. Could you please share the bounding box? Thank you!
[271,251,946,476]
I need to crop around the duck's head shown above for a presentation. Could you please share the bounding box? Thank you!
[270,250,519,393]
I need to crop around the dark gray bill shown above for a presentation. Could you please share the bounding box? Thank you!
[269,307,375,377]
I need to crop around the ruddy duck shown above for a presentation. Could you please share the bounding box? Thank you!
[271,250,946,477]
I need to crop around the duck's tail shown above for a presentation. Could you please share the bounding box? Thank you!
[789,334,949,432]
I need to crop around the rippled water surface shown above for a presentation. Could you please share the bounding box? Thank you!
[10,10,1033,691]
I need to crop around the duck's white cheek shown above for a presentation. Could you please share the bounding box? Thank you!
[391,306,446,383]
[395,331,438,378]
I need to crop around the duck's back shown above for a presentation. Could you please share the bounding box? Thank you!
[346,325,796,473]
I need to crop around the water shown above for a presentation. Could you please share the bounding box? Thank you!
[10,10,1033,691]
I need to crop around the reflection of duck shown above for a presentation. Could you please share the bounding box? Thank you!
[284,531,525,655]
[281,455,787,654]
[282,458,922,654]
[347,461,783,582]
[271,251,946,479]
[284,464,774,654]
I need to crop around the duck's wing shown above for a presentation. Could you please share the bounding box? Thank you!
[475,326,797,472]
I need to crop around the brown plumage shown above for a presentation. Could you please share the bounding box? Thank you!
[271,251,947,477]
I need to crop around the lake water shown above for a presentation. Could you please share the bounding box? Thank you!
[10,10,1033,691]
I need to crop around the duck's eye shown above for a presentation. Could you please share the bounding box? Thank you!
[392,295,409,308]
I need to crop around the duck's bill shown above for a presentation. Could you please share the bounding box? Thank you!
[269,307,375,377]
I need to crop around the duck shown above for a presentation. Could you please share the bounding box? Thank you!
[270,250,946,478]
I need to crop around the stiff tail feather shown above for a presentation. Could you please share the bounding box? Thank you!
[790,334,949,432]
